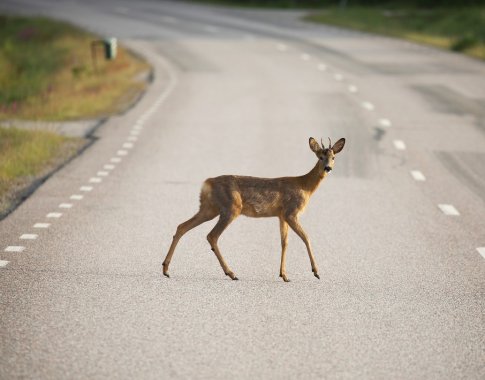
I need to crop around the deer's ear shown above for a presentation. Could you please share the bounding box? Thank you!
[309,137,321,153]
[332,138,346,154]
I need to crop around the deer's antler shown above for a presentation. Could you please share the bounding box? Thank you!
[328,137,332,150]
[320,138,325,149]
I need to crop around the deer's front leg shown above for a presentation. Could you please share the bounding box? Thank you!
[279,217,290,282]
[286,216,320,280]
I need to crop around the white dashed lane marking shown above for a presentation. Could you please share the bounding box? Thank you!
[334,74,343,81]
[111,157,122,163]
[379,118,392,127]
[5,246,25,252]
[410,170,426,181]
[127,136,138,142]
[361,102,375,111]
[348,85,358,93]
[300,53,310,61]
[97,171,109,177]
[104,164,115,170]
[47,212,62,218]
[117,150,128,156]
[393,140,407,150]
[0,260,9,268]
[317,63,327,71]
[80,186,93,192]
[89,177,102,183]
[70,194,84,200]
[34,223,50,228]
[59,203,73,209]
[122,143,134,149]
[438,204,460,216]
[20,234,38,240]
[477,247,485,259]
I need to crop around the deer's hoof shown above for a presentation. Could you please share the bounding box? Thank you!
[163,273,170,278]
[314,273,320,280]
[280,274,290,282]
[233,277,239,281]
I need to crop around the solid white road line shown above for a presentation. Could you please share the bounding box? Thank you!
[477,247,485,259]
[0,260,9,268]
[34,223,50,228]
[410,170,426,181]
[393,140,407,150]
[361,101,375,111]
[97,171,109,176]
[47,212,62,218]
[111,157,122,163]
[438,204,460,216]
[104,164,116,170]
[348,85,358,93]
[89,177,102,183]
[379,118,392,127]
[20,234,38,240]
[80,186,93,191]
[70,194,84,200]
[59,203,73,209]
[5,246,25,252]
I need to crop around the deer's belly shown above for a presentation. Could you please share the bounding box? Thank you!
[240,193,281,218]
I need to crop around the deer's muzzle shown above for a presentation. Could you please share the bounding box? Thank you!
[324,166,332,173]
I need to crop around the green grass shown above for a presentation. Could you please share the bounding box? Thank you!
[305,6,485,60]
[0,15,149,120]
[0,127,84,217]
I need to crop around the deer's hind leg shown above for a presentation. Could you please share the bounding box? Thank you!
[163,209,217,277]
[207,210,240,280]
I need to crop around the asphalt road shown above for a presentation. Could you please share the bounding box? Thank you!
[1,1,484,379]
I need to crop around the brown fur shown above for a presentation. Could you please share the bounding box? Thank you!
[162,137,345,282]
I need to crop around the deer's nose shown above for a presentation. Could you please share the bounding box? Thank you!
[324,166,332,172]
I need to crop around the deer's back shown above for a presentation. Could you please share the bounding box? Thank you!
[202,175,309,218]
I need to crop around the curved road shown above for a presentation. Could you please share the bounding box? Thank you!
[1,1,484,378]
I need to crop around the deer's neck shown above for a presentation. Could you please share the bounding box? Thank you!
[300,160,327,194]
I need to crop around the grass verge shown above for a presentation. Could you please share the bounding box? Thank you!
[305,6,485,60]
[0,15,150,218]
[0,127,85,218]
[0,15,150,121]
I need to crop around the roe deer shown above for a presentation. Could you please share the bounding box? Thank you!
[162,137,345,282]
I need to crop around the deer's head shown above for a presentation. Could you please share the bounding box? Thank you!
[309,137,346,173]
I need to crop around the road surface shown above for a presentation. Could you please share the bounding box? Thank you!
[1,1,484,378]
